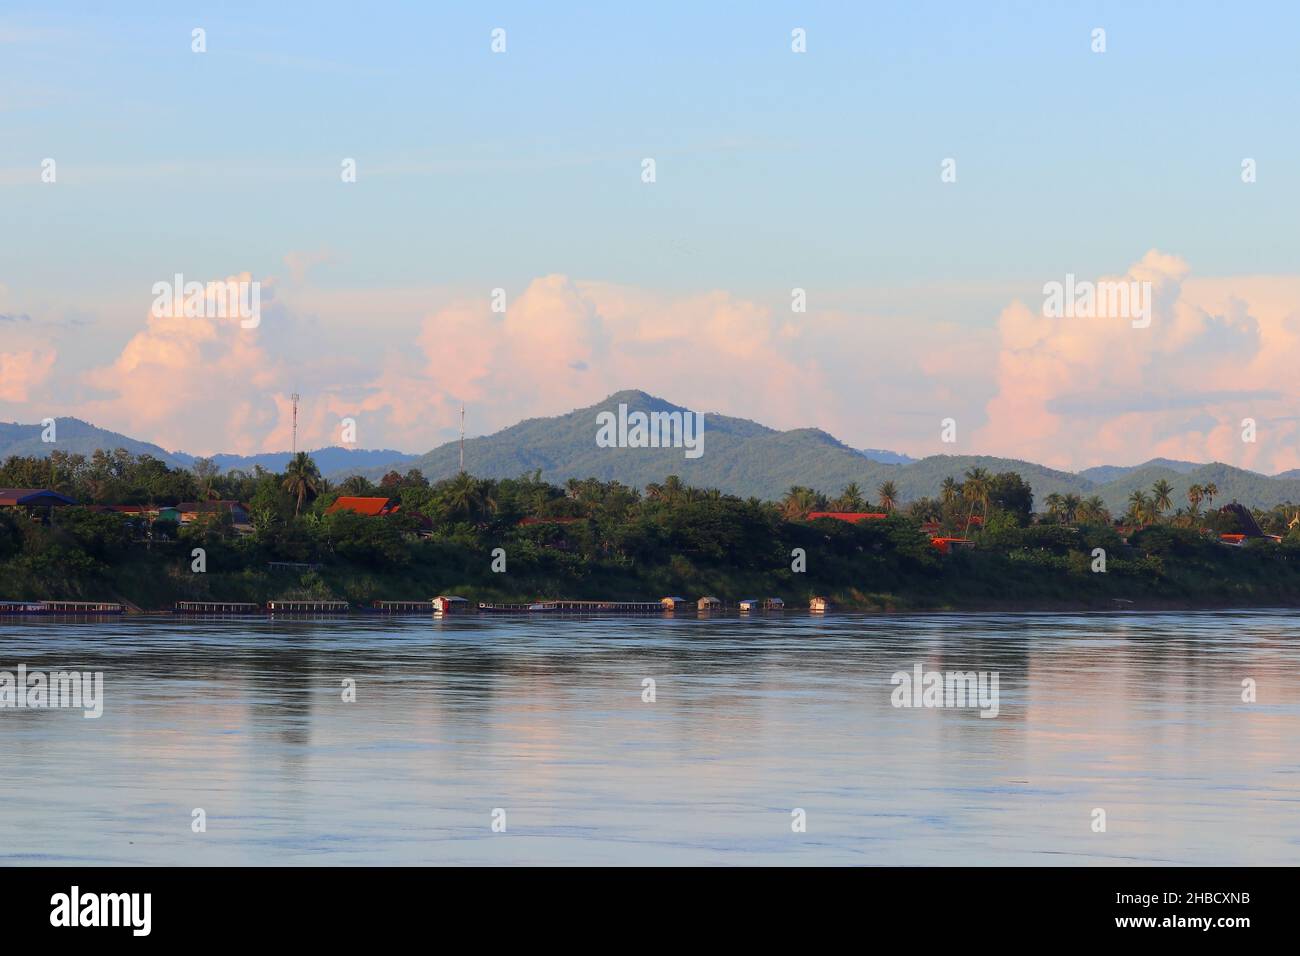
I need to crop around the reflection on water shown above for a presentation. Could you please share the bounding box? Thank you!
[1,611,1298,865]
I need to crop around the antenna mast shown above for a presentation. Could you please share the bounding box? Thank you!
[291,393,300,455]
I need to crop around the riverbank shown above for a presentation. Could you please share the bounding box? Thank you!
[8,538,1300,614]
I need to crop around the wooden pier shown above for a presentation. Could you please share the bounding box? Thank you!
[175,601,262,615]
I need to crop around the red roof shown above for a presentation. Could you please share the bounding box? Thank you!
[805,512,889,523]
[930,536,972,554]
[326,496,398,517]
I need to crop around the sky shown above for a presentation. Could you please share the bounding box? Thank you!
[2,1,1299,471]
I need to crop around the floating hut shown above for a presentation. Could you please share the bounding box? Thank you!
[697,596,722,611]
[175,601,261,615]
[660,596,687,610]
[266,600,350,614]
[739,597,784,613]
[432,595,471,615]
[810,596,831,612]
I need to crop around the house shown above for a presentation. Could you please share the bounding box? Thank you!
[697,596,723,611]
[518,516,581,527]
[805,511,889,523]
[660,596,688,610]
[326,496,399,517]
[0,488,76,508]
[176,500,251,529]
[930,536,974,554]
[810,596,831,612]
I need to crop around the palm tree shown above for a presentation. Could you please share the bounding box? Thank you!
[281,452,321,516]
[1203,482,1219,509]
[1044,492,1065,521]
[1127,489,1152,526]
[446,471,484,521]
[834,482,866,512]
[1063,493,1082,524]
[962,467,991,532]
[781,486,820,521]
[1078,495,1109,525]
[1187,484,1204,513]
[940,476,960,505]
[876,481,899,514]
[1151,479,1173,518]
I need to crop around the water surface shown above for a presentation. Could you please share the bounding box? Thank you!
[1,611,1297,865]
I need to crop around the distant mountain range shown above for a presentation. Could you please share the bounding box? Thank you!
[7,392,1300,511]
[0,419,417,476]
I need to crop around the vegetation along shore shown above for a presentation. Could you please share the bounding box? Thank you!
[4,449,1300,613]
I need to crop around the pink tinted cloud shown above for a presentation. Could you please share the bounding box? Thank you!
[976,251,1300,472]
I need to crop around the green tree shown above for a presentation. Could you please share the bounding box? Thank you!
[1151,479,1174,518]
[281,452,322,517]
[876,481,899,514]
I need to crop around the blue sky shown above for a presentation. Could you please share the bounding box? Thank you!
[5,1,1297,295]
[2,2,1299,468]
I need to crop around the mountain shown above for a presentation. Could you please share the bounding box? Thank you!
[202,447,419,475]
[0,418,186,466]
[1078,458,1203,484]
[0,418,415,475]
[861,447,915,465]
[336,391,1108,503]
[1091,462,1300,514]
[10,396,1300,510]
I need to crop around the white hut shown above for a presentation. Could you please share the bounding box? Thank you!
[810,596,830,612]
[697,596,723,611]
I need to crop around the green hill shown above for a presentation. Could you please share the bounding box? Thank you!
[341,391,1104,503]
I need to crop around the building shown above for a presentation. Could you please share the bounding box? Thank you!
[0,488,77,508]
[805,511,889,523]
[176,500,251,529]
[325,496,400,517]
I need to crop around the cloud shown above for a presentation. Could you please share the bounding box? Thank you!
[79,273,286,455]
[0,348,56,402]
[976,250,1300,472]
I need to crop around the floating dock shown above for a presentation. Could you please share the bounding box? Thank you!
[266,600,350,614]
[0,600,125,615]
[370,600,434,614]
[174,601,262,615]
[478,600,670,614]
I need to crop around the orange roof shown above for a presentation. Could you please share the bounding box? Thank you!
[326,496,398,517]
[805,511,889,523]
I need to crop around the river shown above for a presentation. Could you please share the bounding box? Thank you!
[1,610,1296,865]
